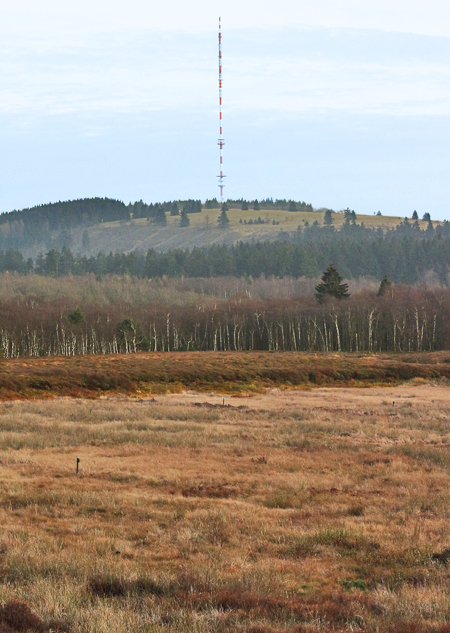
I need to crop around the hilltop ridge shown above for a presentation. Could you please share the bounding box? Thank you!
[0,197,436,258]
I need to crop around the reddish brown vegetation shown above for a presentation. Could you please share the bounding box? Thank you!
[0,602,67,633]
[0,278,448,356]
[0,350,449,399]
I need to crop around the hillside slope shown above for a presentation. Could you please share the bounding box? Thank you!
[6,205,433,258]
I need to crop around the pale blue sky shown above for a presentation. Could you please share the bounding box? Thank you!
[1,1,450,219]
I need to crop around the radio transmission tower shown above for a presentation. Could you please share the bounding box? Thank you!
[217,17,226,202]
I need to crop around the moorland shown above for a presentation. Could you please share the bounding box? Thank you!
[0,385,449,631]
[0,196,448,632]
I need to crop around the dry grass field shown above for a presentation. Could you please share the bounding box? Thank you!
[0,384,450,631]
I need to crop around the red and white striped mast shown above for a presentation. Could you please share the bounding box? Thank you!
[218,17,226,202]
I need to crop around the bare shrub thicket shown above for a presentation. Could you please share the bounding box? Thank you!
[0,274,446,356]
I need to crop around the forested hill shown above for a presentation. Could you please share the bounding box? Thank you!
[0,219,449,284]
[0,197,432,258]
[2,198,130,231]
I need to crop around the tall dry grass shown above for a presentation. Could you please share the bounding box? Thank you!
[0,388,448,631]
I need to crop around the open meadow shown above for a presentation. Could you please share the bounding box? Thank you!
[0,383,450,631]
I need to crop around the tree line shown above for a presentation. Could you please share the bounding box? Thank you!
[0,284,447,358]
[205,198,314,212]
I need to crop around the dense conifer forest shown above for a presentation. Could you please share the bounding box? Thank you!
[0,219,448,284]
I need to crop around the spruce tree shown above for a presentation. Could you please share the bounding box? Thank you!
[82,230,90,251]
[180,209,190,227]
[315,264,350,302]
[67,307,84,324]
[412,210,418,220]
[154,206,167,226]
[324,209,333,225]
[377,274,392,297]
[217,205,230,229]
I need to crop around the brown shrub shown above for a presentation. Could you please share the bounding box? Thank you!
[182,483,238,499]
[387,624,422,633]
[0,602,43,632]
[187,589,371,625]
[88,576,166,598]
[432,548,450,564]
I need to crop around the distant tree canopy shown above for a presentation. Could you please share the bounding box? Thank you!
[1,198,130,234]
[182,200,202,214]
[226,198,314,212]
[204,198,219,209]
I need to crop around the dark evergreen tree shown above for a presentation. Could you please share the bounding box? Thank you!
[82,230,90,251]
[324,209,333,226]
[180,209,190,227]
[253,200,260,211]
[423,212,431,221]
[315,264,350,302]
[241,200,249,211]
[377,274,392,297]
[412,210,419,220]
[67,307,84,324]
[217,206,230,229]
[288,201,297,212]
[170,202,179,216]
[153,206,167,226]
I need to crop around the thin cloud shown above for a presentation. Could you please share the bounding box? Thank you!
[0,27,449,124]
